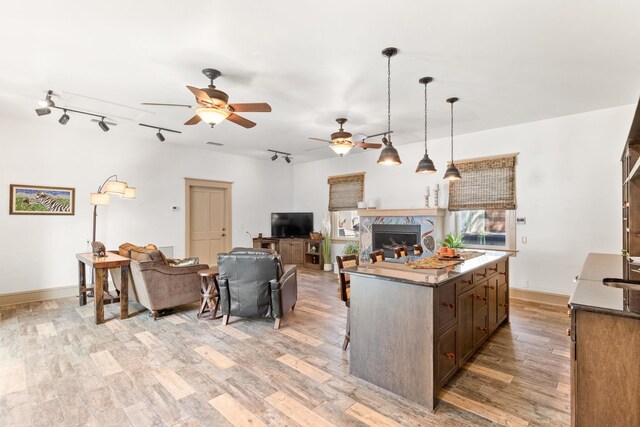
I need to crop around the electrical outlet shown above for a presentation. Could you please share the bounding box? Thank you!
[171,206,180,212]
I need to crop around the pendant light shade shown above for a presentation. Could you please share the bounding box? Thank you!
[444,97,462,181]
[377,47,401,166]
[416,77,436,174]
[377,137,402,165]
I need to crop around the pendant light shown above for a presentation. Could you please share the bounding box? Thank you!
[443,97,462,180]
[377,47,401,165]
[415,77,436,174]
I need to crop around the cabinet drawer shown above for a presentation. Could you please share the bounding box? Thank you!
[474,283,488,311]
[457,274,474,294]
[485,262,500,278]
[436,325,458,385]
[436,281,457,337]
[473,268,488,283]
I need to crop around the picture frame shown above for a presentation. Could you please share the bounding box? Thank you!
[9,184,75,215]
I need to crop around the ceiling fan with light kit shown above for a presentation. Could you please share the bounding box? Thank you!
[307,118,388,156]
[142,68,271,129]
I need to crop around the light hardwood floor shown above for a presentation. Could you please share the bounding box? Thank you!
[0,269,570,426]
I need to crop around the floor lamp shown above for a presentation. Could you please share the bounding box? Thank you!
[90,175,136,244]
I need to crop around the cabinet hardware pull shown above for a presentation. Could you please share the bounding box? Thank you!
[480,327,487,332]
[446,303,454,309]
[446,353,455,360]
[488,267,498,272]
[565,328,571,336]
[485,285,495,290]
[222,234,226,237]
[475,295,487,301]
[504,303,508,307]
[476,272,486,277]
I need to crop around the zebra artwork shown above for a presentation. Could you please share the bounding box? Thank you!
[33,191,71,213]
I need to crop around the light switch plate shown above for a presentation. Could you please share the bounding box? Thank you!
[516,217,526,225]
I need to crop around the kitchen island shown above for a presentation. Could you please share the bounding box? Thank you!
[569,253,640,426]
[344,251,510,411]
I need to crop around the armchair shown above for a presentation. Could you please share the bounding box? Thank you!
[217,248,297,329]
[112,243,208,319]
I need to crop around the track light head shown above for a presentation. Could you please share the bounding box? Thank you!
[156,130,165,142]
[58,110,70,125]
[35,107,51,116]
[98,118,109,132]
[285,156,291,164]
[39,90,54,108]
[271,154,278,161]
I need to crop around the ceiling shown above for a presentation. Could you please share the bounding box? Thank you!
[1,0,639,162]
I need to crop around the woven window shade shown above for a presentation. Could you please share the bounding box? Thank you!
[448,155,517,211]
[328,173,364,211]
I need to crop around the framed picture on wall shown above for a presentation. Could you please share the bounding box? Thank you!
[9,184,75,215]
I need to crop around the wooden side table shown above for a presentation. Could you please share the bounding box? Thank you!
[76,252,130,325]
[198,267,220,319]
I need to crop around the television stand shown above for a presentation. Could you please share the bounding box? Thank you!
[253,237,324,270]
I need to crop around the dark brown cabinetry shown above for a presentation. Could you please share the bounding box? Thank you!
[457,287,476,365]
[253,237,323,269]
[436,325,458,385]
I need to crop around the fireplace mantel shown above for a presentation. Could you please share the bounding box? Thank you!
[358,208,446,217]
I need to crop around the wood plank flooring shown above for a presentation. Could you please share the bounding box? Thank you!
[0,268,570,426]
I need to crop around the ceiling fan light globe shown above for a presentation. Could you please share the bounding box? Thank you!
[330,144,353,156]
[415,153,437,174]
[377,143,402,165]
[196,107,231,125]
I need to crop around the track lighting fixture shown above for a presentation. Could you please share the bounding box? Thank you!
[98,118,110,132]
[58,110,70,125]
[416,77,437,174]
[443,97,462,181]
[138,123,181,142]
[268,149,292,163]
[377,47,402,166]
[39,90,54,108]
[35,107,51,116]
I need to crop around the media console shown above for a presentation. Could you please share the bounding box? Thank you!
[253,237,324,270]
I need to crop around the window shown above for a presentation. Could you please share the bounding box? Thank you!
[328,173,364,241]
[453,209,516,250]
[448,154,517,250]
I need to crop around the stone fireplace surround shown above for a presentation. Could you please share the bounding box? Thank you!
[358,208,446,259]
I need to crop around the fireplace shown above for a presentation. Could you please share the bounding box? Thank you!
[372,224,421,258]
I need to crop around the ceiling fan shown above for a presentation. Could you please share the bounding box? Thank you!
[308,118,387,156]
[142,68,271,129]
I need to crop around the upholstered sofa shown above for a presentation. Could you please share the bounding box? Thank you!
[112,243,209,319]
[217,248,297,329]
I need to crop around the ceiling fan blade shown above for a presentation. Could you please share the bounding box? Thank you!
[308,137,333,144]
[229,103,272,113]
[141,102,194,108]
[305,145,330,152]
[184,114,202,125]
[227,113,256,128]
[365,130,394,139]
[356,142,383,149]
[186,85,214,105]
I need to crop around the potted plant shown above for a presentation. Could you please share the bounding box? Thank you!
[439,233,465,249]
[321,215,332,271]
[342,241,360,256]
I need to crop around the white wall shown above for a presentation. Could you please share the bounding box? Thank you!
[292,104,635,296]
[0,115,293,294]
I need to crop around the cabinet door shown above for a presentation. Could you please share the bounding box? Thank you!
[436,325,458,385]
[497,283,508,323]
[436,280,457,337]
[457,287,475,365]
[474,281,488,312]
[279,243,292,264]
[487,277,498,330]
[291,241,304,264]
[474,306,488,347]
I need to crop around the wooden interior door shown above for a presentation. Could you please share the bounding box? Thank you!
[186,180,231,266]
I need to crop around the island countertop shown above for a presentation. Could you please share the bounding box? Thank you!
[570,252,640,319]
[343,251,511,287]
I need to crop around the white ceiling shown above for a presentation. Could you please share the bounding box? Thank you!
[1,0,639,162]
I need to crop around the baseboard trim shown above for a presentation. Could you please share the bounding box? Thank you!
[0,285,77,307]
[510,288,569,307]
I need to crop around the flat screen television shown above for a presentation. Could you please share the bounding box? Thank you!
[271,212,314,238]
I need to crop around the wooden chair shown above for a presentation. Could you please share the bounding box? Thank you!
[393,245,408,259]
[336,254,359,350]
[413,244,423,256]
[369,249,385,263]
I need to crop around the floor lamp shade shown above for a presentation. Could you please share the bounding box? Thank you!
[102,180,127,195]
[123,187,137,199]
[90,193,110,206]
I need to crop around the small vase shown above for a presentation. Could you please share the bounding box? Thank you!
[323,263,333,272]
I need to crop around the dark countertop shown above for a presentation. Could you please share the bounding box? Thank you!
[570,253,640,319]
[343,251,510,287]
